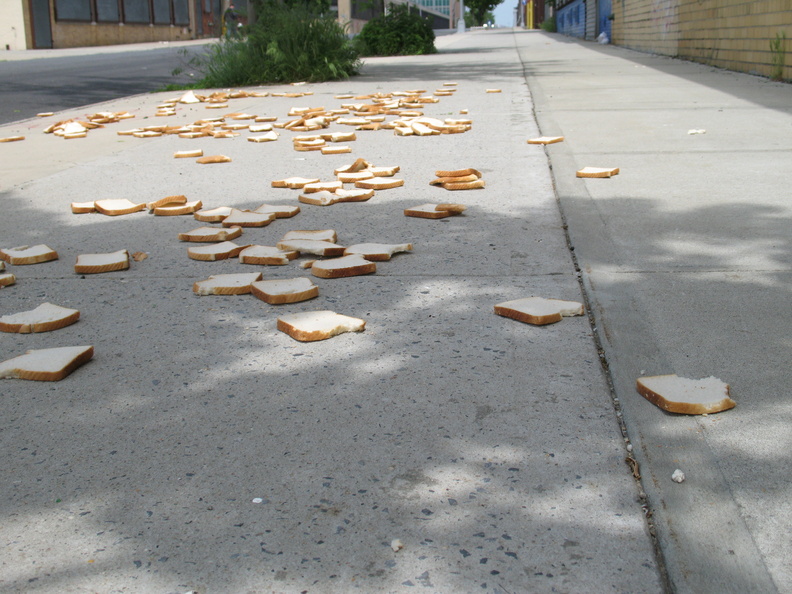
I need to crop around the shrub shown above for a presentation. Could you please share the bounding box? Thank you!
[539,16,556,32]
[356,3,436,56]
[191,2,360,87]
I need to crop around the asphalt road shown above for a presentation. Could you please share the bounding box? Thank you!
[0,44,210,125]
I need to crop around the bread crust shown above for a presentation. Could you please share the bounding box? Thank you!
[251,279,319,304]
[276,311,365,341]
[636,375,736,415]
[0,273,15,287]
[435,168,482,178]
[443,179,486,191]
[178,226,243,242]
[196,155,232,164]
[354,178,404,190]
[0,303,80,334]
[310,255,376,279]
[1,245,59,265]
[0,345,93,381]
[74,250,130,274]
[187,241,245,261]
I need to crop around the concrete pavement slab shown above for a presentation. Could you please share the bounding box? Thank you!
[0,30,662,592]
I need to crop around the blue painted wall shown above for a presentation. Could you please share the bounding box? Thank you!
[557,0,586,39]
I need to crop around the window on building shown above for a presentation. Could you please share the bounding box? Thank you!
[54,0,189,25]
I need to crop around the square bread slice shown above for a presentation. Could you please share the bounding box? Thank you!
[94,199,146,216]
[0,302,80,333]
[404,204,464,219]
[221,209,276,228]
[71,201,96,214]
[194,206,233,223]
[494,297,584,326]
[281,229,337,243]
[252,204,300,218]
[576,167,619,178]
[187,241,246,261]
[0,345,93,381]
[251,277,318,304]
[154,200,203,216]
[636,374,736,415]
[0,273,16,287]
[178,226,243,242]
[302,181,343,193]
[74,249,130,274]
[276,239,346,257]
[0,244,59,265]
[310,254,376,278]
[193,272,262,295]
[277,310,365,342]
[239,245,298,265]
[343,243,413,261]
[271,177,320,189]
[354,178,404,190]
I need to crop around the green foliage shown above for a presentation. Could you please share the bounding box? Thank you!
[539,15,556,32]
[464,10,494,27]
[465,0,503,28]
[186,2,359,87]
[356,3,436,56]
[769,31,786,81]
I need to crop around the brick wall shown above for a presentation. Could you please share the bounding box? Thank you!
[612,0,791,80]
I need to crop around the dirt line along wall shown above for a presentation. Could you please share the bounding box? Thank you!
[612,0,792,80]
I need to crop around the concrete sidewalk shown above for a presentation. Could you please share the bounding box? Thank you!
[0,28,788,593]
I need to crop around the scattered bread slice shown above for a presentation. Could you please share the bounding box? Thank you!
[321,145,352,155]
[494,297,584,325]
[251,277,318,304]
[0,302,80,333]
[430,174,479,185]
[337,171,375,183]
[74,249,130,274]
[0,135,25,143]
[0,345,93,381]
[277,239,346,257]
[221,209,275,228]
[298,191,343,206]
[404,203,465,219]
[334,158,371,175]
[302,180,343,193]
[252,204,300,218]
[147,195,187,210]
[277,310,365,342]
[435,168,481,178]
[178,226,243,242]
[71,201,96,214]
[527,136,564,145]
[94,199,146,216]
[0,273,15,287]
[239,245,298,265]
[193,272,262,295]
[281,229,337,243]
[174,149,204,158]
[354,178,404,190]
[197,155,232,164]
[194,206,233,223]
[271,176,320,189]
[310,254,376,278]
[187,241,245,261]
[248,132,279,142]
[443,179,486,191]
[344,243,412,261]
[154,200,203,216]
[0,244,59,265]
[576,167,619,178]
[636,375,736,415]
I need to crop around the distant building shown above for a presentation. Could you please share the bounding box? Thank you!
[336,0,460,34]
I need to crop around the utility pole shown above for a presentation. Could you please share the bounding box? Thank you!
[457,0,465,32]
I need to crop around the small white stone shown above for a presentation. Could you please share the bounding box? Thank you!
[626,444,633,452]
[671,469,686,483]
[252,497,263,503]
[390,539,404,552]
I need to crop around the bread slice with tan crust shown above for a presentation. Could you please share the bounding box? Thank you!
[194,206,233,223]
[404,204,465,219]
[310,254,376,278]
[355,178,404,190]
[271,176,320,189]
[277,310,365,342]
[281,229,337,243]
[197,155,232,164]
[277,239,346,257]
[0,345,93,381]
[178,226,243,242]
[1,245,59,265]
[75,249,130,274]
[494,297,584,325]
[154,201,203,216]
[239,245,298,265]
[94,199,146,216]
[71,201,96,214]
[576,167,619,178]
[187,241,246,261]
[252,204,300,218]
[193,272,262,295]
[251,277,318,304]
[0,303,80,333]
[148,195,187,210]
[343,243,412,261]
[0,273,15,287]
[221,209,276,228]
[636,374,736,414]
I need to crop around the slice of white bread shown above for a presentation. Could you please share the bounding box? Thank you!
[527,136,564,145]
[248,131,279,142]
[154,200,203,216]
[196,155,232,164]
[276,239,346,257]
[0,345,93,381]
[71,201,96,214]
[354,178,404,190]
[0,245,59,265]
[147,195,188,210]
[94,199,146,216]
[636,374,736,415]
[576,167,619,178]
[494,297,584,326]
[337,171,375,183]
[277,310,365,342]
[187,241,245,261]
[239,245,298,265]
[404,204,465,219]
[435,168,481,178]
[430,173,479,185]
[298,191,342,206]
[0,273,15,287]
[193,272,262,295]
[310,254,376,279]
[271,176,320,189]
[443,179,486,191]
[251,277,318,304]
[343,243,413,261]
[335,188,375,201]
[178,226,243,242]
[194,206,233,223]
[281,229,337,243]
[74,249,130,274]
[253,204,300,218]
[334,158,371,174]
[302,181,344,193]
[0,302,80,333]
[221,209,276,228]
[174,149,204,158]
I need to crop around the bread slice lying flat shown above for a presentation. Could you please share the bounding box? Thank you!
[344,243,413,261]
[576,167,619,178]
[253,204,300,218]
[271,176,320,189]
[74,249,130,274]
[404,204,465,219]
[154,200,203,216]
[193,272,262,295]
[277,310,365,342]
[0,273,15,287]
[94,199,146,216]
[221,209,276,228]
[281,229,337,243]
[187,241,246,261]
[0,245,59,265]
[494,297,584,325]
[310,254,376,278]
[354,178,404,190]
[251,277,318,304]
[148,195,188,210]
[0,345,93,381]
[239,245,298,265]
[178,226,243,242]
[276,239,346,257]
[527,136,564,145]
[71,201,96,214]
[0,302,80,333]
[636,374,736,414]
[194,206,233,223]
[196,155,232,164]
